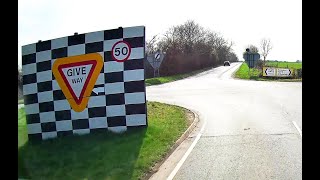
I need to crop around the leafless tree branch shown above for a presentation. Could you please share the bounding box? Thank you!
[260,38,273,62]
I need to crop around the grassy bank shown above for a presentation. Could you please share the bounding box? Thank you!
[235,62,261,80]
[18,102,191,179]
[235,62,302,81]
[146,67,212,86]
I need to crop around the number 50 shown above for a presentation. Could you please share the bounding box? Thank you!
[115,47,128,56]
[111,40,131,62]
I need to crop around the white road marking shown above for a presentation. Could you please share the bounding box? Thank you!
[292,121,302,137]
[167,120,207,180]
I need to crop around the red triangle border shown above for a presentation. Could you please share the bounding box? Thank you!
[58,60,97,105]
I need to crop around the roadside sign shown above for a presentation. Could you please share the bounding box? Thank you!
[22,25,147,140]
[263,67,276,76]
[52,53,103,112]
[111,40,131,62]
[147,55,154,68]
[246,60,256,69]
[277,68,292,77]
[147,51,165,77]
[147,51,165,69]
[243,53,260,68]
[263,67,293,77]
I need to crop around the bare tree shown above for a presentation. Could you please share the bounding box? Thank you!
[155,20,237,76]
[260,38,272,63]
[228,52,239,62]
[246,44,259,53]
[146,35,158,55]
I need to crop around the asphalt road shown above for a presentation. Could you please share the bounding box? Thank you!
[146,62,302,180]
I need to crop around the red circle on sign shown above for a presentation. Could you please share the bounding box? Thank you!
[111,40,132,62]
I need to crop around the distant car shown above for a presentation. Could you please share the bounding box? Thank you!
[223,61,230,66]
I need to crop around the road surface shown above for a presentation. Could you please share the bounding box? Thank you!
[147,62,302,180]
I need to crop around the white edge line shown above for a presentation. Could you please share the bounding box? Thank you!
[167,120,207,180]
[292,121,302,137]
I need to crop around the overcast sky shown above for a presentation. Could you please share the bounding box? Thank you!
[18,0,302,68]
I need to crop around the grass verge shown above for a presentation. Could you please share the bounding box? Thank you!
[18,102,191,180]
[234,62,261,80]
[146,67,212,86]
[235,62,302,82]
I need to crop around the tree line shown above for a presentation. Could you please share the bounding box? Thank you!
[145,20,239,77]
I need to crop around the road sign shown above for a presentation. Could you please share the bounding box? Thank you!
[243,52,260,68]
[147,51,165,69]
[52,53,103,112]
[147,51,165,77]
[277,68,292,77]
[263,67,276,76]
[111,40,131,62]
[246,60,256,69]
[262,67,293,77]
[22,26,147,140]
[147,55,153,67]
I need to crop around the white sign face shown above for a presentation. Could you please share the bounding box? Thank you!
[155,52,160,60]
[111,41,131,62]
[277,68,291,77]
[265,67,276,76]
[147,51,165,69]
[263,67,293,77]
[61,64,93,99]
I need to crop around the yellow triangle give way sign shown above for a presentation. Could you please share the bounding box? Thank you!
[52,53,103,112]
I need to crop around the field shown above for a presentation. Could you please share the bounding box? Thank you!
[265,61,302,69]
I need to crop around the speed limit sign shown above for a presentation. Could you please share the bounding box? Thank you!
[111,41,131,62]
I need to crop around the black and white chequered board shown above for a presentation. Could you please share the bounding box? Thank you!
[22,26,147,141]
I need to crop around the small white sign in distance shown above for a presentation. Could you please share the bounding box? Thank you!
[277,68,291,76]
[265,67,276,76]
[147,51,165,69]
[155,52,160,60]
